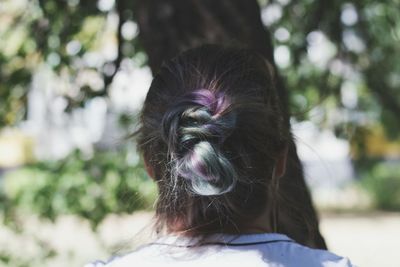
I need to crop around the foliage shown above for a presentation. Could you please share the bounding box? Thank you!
[267,0,400,140]
[0,0,144,125]
[1,149,157,228]
[1,0,399,142]
[360,161,400,210]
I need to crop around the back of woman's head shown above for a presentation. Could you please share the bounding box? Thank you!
[136,44,290,235]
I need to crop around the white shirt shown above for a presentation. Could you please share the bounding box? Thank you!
[87,233,353,267]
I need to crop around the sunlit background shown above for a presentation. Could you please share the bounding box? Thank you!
[0,0,399,266]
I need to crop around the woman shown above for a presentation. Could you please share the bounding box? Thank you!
[90,45,352,266]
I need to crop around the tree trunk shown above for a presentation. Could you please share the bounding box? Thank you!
[132,0,327,249]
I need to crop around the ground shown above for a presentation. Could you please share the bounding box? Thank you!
[320,211,400,267]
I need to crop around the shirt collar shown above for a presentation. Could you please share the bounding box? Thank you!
[154,233,294,247]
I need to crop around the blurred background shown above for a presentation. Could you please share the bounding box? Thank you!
[0,0,399,266]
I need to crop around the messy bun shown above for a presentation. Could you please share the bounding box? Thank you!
[161,89,237,196]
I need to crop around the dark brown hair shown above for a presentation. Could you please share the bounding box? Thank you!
[135,44,290,235]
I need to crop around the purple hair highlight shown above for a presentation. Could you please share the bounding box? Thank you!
[188,89,230,117]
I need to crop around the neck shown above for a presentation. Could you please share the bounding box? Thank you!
[240,207,276,234]
[167,207,276,236]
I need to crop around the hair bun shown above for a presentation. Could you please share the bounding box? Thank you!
[161,89,238,196]
[179,106,236,148]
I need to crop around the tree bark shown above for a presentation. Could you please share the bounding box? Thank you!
[133,0,327,249]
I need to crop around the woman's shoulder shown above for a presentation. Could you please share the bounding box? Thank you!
[84,245,174,267]
[217,233,354,267]
[283,241,353,267]
[85,233,354,267]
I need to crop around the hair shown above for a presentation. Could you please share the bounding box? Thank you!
[135,44,290,236]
